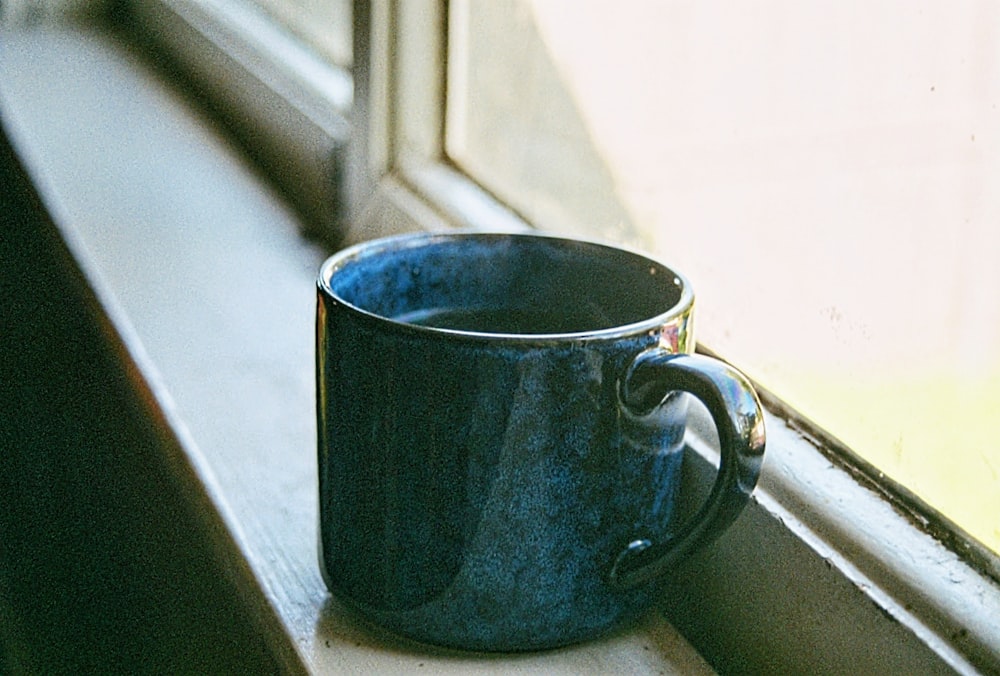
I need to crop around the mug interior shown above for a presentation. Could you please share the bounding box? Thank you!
[321,233,688,336]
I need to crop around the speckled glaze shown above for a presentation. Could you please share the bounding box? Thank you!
[316,233,765,651]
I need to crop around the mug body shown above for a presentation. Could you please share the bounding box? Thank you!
[316,233,695,651]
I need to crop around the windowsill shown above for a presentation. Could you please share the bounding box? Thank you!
[2,19,998,675]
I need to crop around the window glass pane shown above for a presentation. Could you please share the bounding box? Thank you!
[247,0,352,67]
[447,0,1000,553]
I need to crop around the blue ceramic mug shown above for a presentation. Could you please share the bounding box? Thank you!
[316,232,765,651]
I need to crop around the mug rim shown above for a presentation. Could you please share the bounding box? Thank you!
[317,231,695,344]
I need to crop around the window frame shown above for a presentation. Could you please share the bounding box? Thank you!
[125,0,1000,671]
[345,0,531,242]
[129,0,352,243]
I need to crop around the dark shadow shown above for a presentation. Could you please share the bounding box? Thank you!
[0,116,281,674]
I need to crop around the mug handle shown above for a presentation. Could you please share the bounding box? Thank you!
[608,349,766,589]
